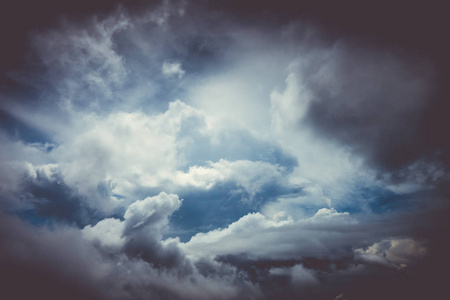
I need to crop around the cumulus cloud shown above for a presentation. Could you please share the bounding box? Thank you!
[182,208,360,261]
[0,211,261,300]
[82,217,125,248]
[0,0,448,299]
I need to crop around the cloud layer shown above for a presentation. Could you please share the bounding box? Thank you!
[1,1,449,299]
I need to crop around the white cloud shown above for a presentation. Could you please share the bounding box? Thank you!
[183,34,380,207]
[0,4,440,298]
[82,218,125,249]
[162,61,185,78]
[0,131,61,210]
[182,207,358,261]
[45,101,200,212]
[82,192,181,249]
[124,192,181,233]
[270,72,312,132]
[9,98,302,214]
[170,159,285,197]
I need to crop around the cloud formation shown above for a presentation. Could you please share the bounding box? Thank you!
[1,1,449,299]
[162,61,185,78]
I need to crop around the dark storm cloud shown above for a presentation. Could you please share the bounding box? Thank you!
[188,211,439,300]
[21,166,103,226]
[209,207,450,300]
[339,214,450,300]
[207,0,450,176]
[300,41,436,171]
[0,200,260,300]
[0,0,153,81]
[0,212,107,300]
[120,193,190,271]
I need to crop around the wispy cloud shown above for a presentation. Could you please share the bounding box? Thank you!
[162,61,185,78]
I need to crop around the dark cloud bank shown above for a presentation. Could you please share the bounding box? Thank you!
[1,1,449,299]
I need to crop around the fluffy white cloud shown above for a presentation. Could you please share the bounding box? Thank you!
[162,61,185,78]
[83,192,181,244]
[182,207,358,261]
[3,97,302,215]
[124,192,181,232]
[29,100,200,212]
[82,218,125,248]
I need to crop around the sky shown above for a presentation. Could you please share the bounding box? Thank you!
[0,1,449,299]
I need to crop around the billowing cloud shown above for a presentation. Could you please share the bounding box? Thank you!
[182,207,366,262]
[0,1,448,299]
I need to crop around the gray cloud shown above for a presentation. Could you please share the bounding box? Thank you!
[299,41,435,173]
[1,1,449,299]
[0,205,261,300]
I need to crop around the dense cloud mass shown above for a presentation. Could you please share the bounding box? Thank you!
[1,1,449,299]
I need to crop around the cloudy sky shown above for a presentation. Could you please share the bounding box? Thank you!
[1,1,449,299]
